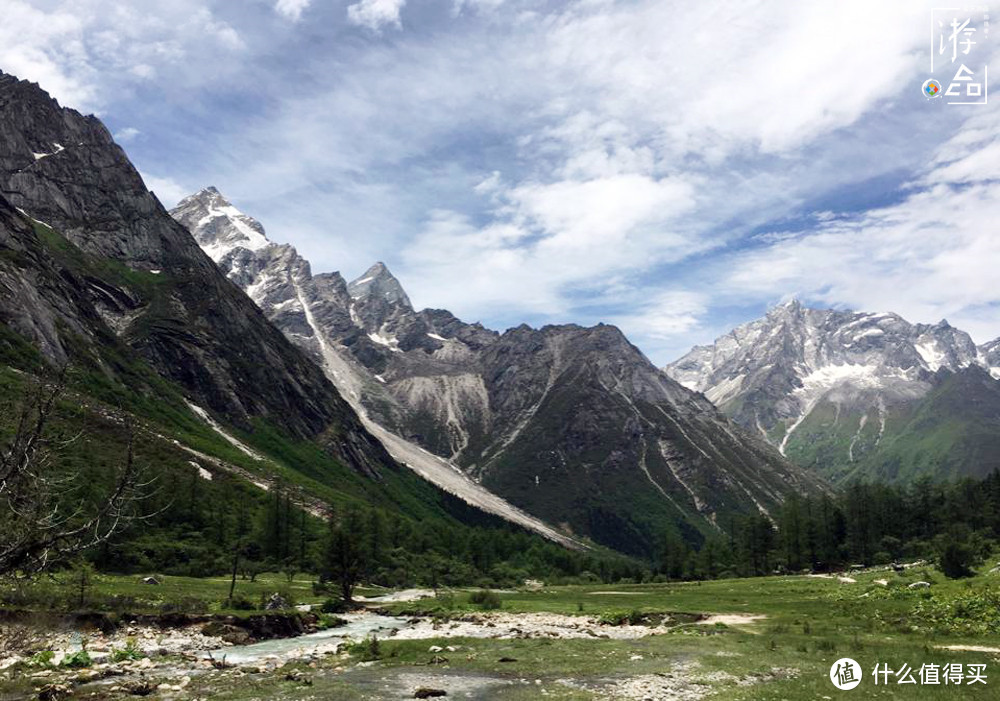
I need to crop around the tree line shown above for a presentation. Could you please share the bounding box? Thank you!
[655,474,1000,581]
[6,374,999,591]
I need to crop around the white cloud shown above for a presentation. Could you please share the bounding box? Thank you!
[398,173,702,321]
[0,1,96,109]
[347,0,406,32]
[510,174,695,255]
[0,1,245,112]
[613,291,708,341]
[139,172,189,209]
[275,0,311,22]
[17,0,990,362]
[720,108,1000,344]
[114,126,141,142]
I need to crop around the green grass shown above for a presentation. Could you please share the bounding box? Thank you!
[184,565,1000,700]
[0,571,323,616]
[6,565,1000,700]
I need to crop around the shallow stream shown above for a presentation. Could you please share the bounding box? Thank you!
[206,612,412,665]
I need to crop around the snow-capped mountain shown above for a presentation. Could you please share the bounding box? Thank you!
[172,189,825,556]
[664,301,1000,482]
[979,338,1000,379]
[170,188,576,547]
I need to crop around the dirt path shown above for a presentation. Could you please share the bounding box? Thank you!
[935,645,1000,654]
[697,614,766,627]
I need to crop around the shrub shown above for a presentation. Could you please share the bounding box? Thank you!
[468,589,502,610]
[61,651,92,668]
[434,591,455,610]
[27,651,55,668]
[110,638,143,662]
[346,635,381,661]
[226,595,257,611]
[317,614,347,630]
[939,539,976,579]
[312,581,334,596]
[320,598,347,614]
[599,609,646,626]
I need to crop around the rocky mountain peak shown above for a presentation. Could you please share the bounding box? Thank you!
[171,186,271,262]
[978,337,1000,379]
[348,262,412,309]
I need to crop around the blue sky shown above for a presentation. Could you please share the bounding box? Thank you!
[2,0,998,364]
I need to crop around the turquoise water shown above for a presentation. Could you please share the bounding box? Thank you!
[205,613,411,665]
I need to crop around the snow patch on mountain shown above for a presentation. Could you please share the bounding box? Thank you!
[185,401,265,460]
[368,331,402,352]
[32,143,64,161]
[915,339,947,371]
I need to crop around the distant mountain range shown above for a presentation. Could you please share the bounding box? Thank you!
[171,188,823,556]
[665,300,1000,483]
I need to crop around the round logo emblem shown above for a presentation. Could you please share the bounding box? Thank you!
[922,78,942,98]
[830,657,862,690]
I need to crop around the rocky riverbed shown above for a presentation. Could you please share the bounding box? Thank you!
[0,607,779,700]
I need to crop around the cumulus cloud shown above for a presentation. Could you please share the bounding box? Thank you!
[347,0,406,32]
[613,291,708,341]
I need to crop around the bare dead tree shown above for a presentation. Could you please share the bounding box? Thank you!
[0,372,154,576]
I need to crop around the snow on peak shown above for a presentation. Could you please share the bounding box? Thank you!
[172,187,273,263]
[348,262,412,308]
[915,339,947,372]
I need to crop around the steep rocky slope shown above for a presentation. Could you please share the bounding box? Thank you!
[0,72,371,451]
[0,70,591,548]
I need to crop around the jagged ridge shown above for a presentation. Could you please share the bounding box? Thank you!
[172,189,825,556]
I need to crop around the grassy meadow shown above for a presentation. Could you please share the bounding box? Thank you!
[3,561,998,699]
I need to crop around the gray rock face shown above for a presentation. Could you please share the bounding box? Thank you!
[664,300,1000,481]
[979,338,1000,378]
[0,71,393,477]
[173,190,824,555]
[0,194,104,367]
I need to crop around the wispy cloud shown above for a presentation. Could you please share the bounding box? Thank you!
[719,106,1000,345]
[139,172,189,209]
[114,126,141,142]
[347,0,406,32]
